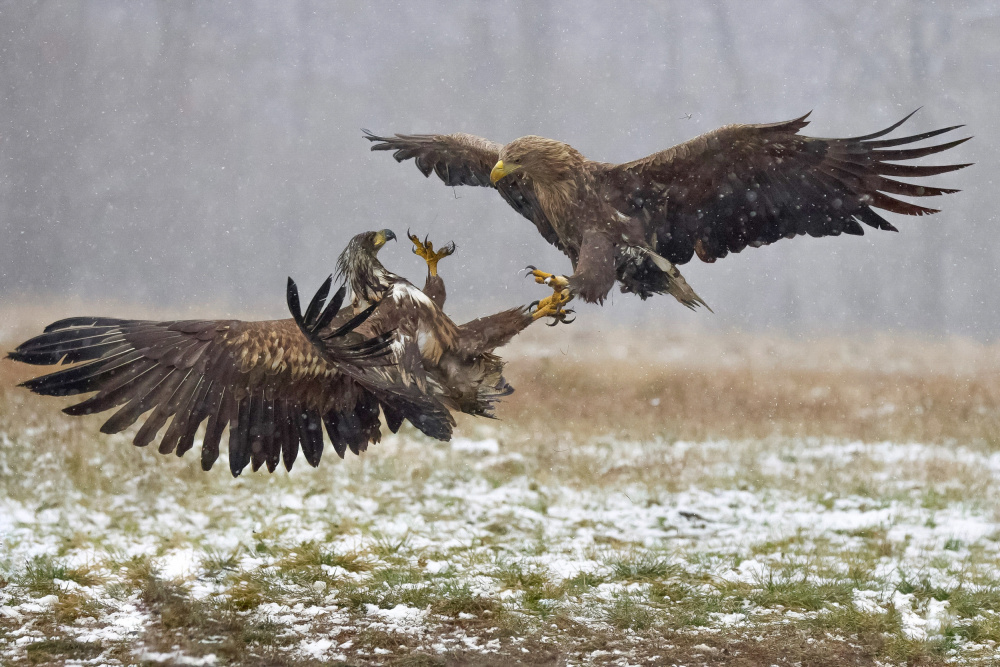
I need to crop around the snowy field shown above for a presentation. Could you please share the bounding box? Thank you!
[2,328,1000,665]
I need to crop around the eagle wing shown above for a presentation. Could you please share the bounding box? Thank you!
[287,278,457,432]
[9,282,451,477]
[456,307,534,358]
[363,131,565,251]
[599,111,971,264]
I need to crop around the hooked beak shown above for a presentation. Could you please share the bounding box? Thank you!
[374,229,396,249]
[490,159,519,183]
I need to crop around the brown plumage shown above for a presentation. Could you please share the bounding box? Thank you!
[364,110,971,307]
[9,278,455,477]
[333,230,543,418]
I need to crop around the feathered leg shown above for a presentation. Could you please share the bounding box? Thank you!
[409,231,455,278]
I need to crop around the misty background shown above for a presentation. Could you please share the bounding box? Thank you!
[0,1,994,337]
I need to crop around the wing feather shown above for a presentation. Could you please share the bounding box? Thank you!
[200,383,230,471]
[600,112,970,263]
[9,285,401,475]
[160,375,207,456]
[364,130,565,252]
[277,399,299,472]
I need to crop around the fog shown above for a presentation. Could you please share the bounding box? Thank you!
[1,1,995,337]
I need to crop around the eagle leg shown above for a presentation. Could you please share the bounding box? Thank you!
[409,230,456,277]
[525,266,570,291]
[525,266,574,325]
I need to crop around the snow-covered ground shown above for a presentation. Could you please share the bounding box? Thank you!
[2,417,1000,664]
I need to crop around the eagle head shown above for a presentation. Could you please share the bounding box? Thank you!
[336,229,398,306]
[491,136,585,185]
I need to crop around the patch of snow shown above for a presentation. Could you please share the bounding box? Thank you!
[721,559,769,584]
[925,598,952,635]
[892,591,927,641]
[451,437,500,455]
[139,651,218,665]
[300,638,335,658]
[370,604,428,626]
[0,606,22,619]
[852,589,885,614]
[713,612,747,626]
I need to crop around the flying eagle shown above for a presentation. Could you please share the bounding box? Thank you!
[9,230,556,476]
[364,110,971,314]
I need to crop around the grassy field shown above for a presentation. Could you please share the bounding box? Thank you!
[2,319,1000,666]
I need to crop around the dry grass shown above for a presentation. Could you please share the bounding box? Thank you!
[500,325,1000,446]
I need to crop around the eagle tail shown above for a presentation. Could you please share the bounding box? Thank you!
[467,353,514,419]
[619,247,712,311]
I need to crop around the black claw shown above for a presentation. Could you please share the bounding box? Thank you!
[563,315,576,325]
[528,300,540,311]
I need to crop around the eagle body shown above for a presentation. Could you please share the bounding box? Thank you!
[365,111,970,308]
[335,230,535,417]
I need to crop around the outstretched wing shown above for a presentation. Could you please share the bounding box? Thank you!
[456,307,533,357]
[9,283,418,476]
[364,131,501,187]
[363,131,565,251]
[600,111,971,264]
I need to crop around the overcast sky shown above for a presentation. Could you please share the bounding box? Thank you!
[1,1,994,337]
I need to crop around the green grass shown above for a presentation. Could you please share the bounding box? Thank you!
[605,592,656,631]
[17,554,101,594]
[607,553,679,582]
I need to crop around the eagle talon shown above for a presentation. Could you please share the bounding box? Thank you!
[409,230,456,277]
[530,278,575,325]
[543,305,575,326]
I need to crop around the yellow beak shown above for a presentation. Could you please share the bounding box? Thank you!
[490,160,517,183]
[373,229,397,249]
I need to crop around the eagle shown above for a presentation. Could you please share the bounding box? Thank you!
[332,229,563,417]
[8,230,555,476]
[364,110,971,315]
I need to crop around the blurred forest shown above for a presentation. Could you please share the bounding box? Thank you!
[0,1,995,337]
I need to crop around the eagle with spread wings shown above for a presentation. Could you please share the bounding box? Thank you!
[365,110,970,315]
[9,230,555,476]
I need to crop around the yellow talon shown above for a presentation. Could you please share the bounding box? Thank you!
[409,231,456,277]
[531,290,573,322]
[526,266,574,325]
